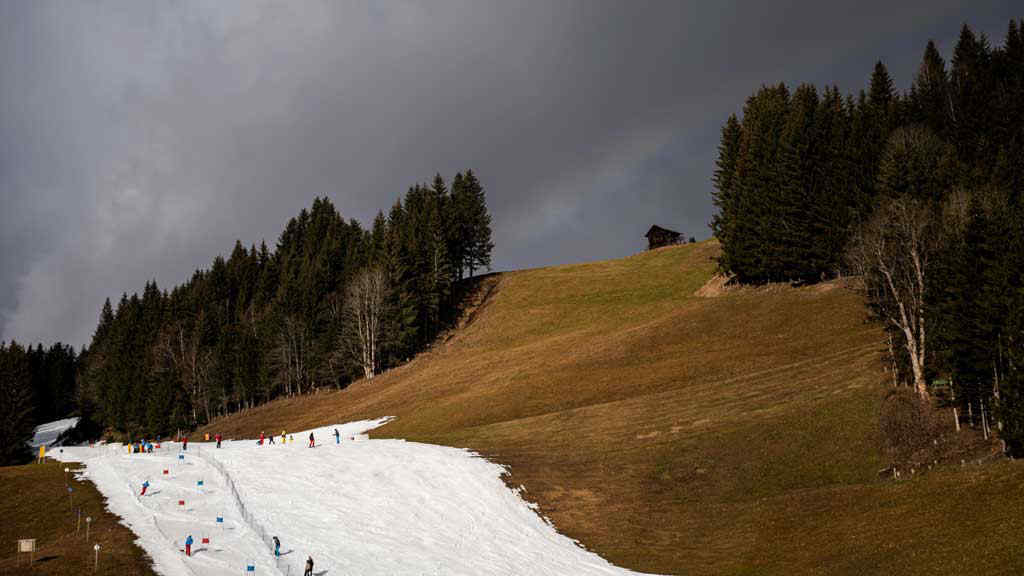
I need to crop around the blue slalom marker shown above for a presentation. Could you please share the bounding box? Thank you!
[178,453,185,461]
[216,516,224,523]
[197,480,204,487]
[246,564,255,572]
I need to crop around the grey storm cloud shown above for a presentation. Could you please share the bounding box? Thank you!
[0,0,1018,348]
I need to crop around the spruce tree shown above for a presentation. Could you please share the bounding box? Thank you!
[710,114,741,273]
[463,170,494,277]
[0,341,35,464]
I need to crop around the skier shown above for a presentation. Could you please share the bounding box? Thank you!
[259,431,265,446]
[281,430,287,444]
[182,437,188,451]
[273,536,281,557]
[146,441,153,453]
[140,480,149,496]
[308,432,315,448]
[304,555,314,576]
[334,428,340,444]
[269,433,275,445]
[184,534,193,557]
[215,434,222,449]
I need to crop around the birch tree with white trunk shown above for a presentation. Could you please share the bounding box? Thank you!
[344,267,387,381]
[848,194,942,397]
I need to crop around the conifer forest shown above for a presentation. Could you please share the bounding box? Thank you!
[1,170,493,459]
[712,20,1024,454]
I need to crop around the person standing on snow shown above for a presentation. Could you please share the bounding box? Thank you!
[140,480,149,496]
[182,437,188,451]
[259,431,265,446]
[215,434,222,449]
[184,534,194,556]
[269,432,275,445]
[304,555,314,576]
[273,536,281,557]
[334,428,340,444]
[308,432,315,448]
[281,430,287,444]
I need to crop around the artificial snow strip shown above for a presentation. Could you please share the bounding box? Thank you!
[51,418,657,576]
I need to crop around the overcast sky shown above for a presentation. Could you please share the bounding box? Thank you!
[1,1,1018,348]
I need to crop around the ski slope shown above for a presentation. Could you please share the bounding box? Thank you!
[52,419,654,576]
[31,416,79,447]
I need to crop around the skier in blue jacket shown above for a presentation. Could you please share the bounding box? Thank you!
[184,534,194,556]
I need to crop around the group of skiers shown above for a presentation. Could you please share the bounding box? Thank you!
[130,440,155,454]
[255,429,326,448]
[258,430,302,445]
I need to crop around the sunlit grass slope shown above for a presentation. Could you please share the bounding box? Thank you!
[0,460,157,575]
[199,240,1024,575]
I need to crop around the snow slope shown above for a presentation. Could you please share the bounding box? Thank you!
[53,419,655,576]
[31,416,80,447]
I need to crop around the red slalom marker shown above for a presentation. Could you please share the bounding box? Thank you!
[201,537,210,544]
[178,500,185,507]
[163,469,169,475]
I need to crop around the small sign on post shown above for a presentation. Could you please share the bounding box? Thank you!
[85,516,92,540]
[17,538,36,565]
[94,543,101,572]
[67,485,74,510]
[64,466,70,483]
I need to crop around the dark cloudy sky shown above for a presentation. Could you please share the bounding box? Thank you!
[0,1,1018,348]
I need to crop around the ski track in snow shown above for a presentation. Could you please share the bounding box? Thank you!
[53,418,656,576]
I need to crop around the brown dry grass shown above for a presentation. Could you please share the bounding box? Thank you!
[0,460,156,576]
[197,240,1024,575]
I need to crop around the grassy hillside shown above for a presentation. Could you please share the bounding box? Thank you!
[0,460,157,575]
[199,240,1024,575]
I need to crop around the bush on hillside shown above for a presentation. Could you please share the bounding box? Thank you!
[880,388,941,467]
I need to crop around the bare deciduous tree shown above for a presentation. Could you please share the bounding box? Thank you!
[847,194,942,396]
[157,313,216,425]
[273,314,310,396]
[344,267,387,381]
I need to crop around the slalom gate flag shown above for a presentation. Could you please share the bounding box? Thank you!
[178,454,184,460]
[178,500,185,506]
[197,480,204,487]
[163,469,169,475]
[246,564,255,572]
[216,516,224,523]
[201,537,210,544]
